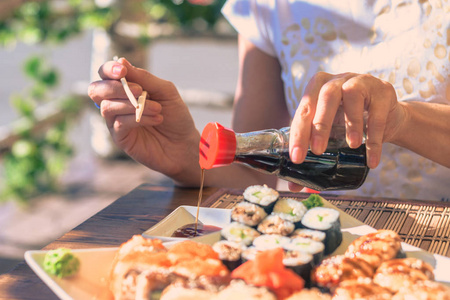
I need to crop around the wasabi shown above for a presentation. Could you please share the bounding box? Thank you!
[43,248,80,278]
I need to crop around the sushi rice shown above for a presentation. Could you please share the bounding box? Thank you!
[252,234,291,251]
[272,198,307,224]
[243,185,279,207]
[221,222,261,246]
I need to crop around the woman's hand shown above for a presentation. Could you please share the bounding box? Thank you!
[289,72,406,169]
[88,58,202,186]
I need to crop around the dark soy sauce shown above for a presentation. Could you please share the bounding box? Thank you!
[235,145,369,191]
[172,223,222,238]
[171,168,222,238]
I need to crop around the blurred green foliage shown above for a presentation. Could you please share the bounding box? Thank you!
[1,57,82,203]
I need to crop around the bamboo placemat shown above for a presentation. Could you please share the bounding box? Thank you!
[206,189,450,258]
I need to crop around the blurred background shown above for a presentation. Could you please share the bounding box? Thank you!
[0,0,237,274]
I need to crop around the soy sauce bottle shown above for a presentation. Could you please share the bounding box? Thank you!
[199,122,369,191]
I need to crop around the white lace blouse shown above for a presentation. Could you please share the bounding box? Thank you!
[222,0,450,201]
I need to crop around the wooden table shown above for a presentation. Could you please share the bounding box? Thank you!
[1,183,449,299]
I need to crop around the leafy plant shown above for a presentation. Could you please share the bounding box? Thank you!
[0,57,82,203]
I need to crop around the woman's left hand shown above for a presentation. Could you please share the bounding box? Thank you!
[289,72,406,169]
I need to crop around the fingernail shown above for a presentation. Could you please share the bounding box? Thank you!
[369,156,379,168]
[348,132,361,148]
[312,136,324,153]
[291,147,303,163]
[112,65,123,76]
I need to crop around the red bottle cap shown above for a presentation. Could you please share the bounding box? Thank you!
[199,122,236,169]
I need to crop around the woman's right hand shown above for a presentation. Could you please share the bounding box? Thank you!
[88,58,202,186]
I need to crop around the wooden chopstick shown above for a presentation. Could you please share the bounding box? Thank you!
[136,91,147,123]
[113,56,139,109]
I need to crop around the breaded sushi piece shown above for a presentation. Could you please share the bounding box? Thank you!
[345,229,404,269]
[311,255,374,293]
[285,288,331,300]
[231,201,267,227]
[243,185,279,213]
[215,280,277,300]
[257,214,295,236]
[333,278,393,300]
[373,257,435,293]
[392,280,450,300]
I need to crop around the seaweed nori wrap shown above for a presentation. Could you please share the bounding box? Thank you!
[301,207,342,255]
[283,250,314,288]
[212,240,244,271]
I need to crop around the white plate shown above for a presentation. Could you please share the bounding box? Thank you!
[25,247,117,300]
[25,205,450,300]
[142,205,231,242]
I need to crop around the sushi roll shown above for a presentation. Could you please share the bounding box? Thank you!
[221,222,260,246]
[252,234,291,251]
[243,185,279,214]
[231,201,267,227]
[257,215,295,236]
[272,198,307,227]
[283,250,314,287]
[215,280,277,300]
[392,280,450,300]
[285,237,325,265]
[290,228,326,243]
[241,247,262,263]
[212,240,245,271]
[301,207,342,255]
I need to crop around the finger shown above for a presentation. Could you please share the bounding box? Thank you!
[101,99,163,129]
[118,58,179,101]
[341,76,367,148]
[311,76,350,154]
[365,82,394,168]
[88,80,143,104]
[290,72,332,163]
[98,60,128,80]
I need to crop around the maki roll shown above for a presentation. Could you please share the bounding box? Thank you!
[290,228,326,243]
[252,234,291,251]
[231,201,267,227]
[241,247,262,263]
[221,222,260,246]
[283,250,314,287]
[272,198,307,227]
[213,240,245,271]
[301,207,342,255]
[257,215,295,236]
[243,185,279,214]
[285,237,325,265]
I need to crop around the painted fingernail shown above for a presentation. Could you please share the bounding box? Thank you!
[112,65,123,76]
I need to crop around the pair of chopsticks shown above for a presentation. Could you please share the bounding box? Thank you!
[113,56,146,122]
